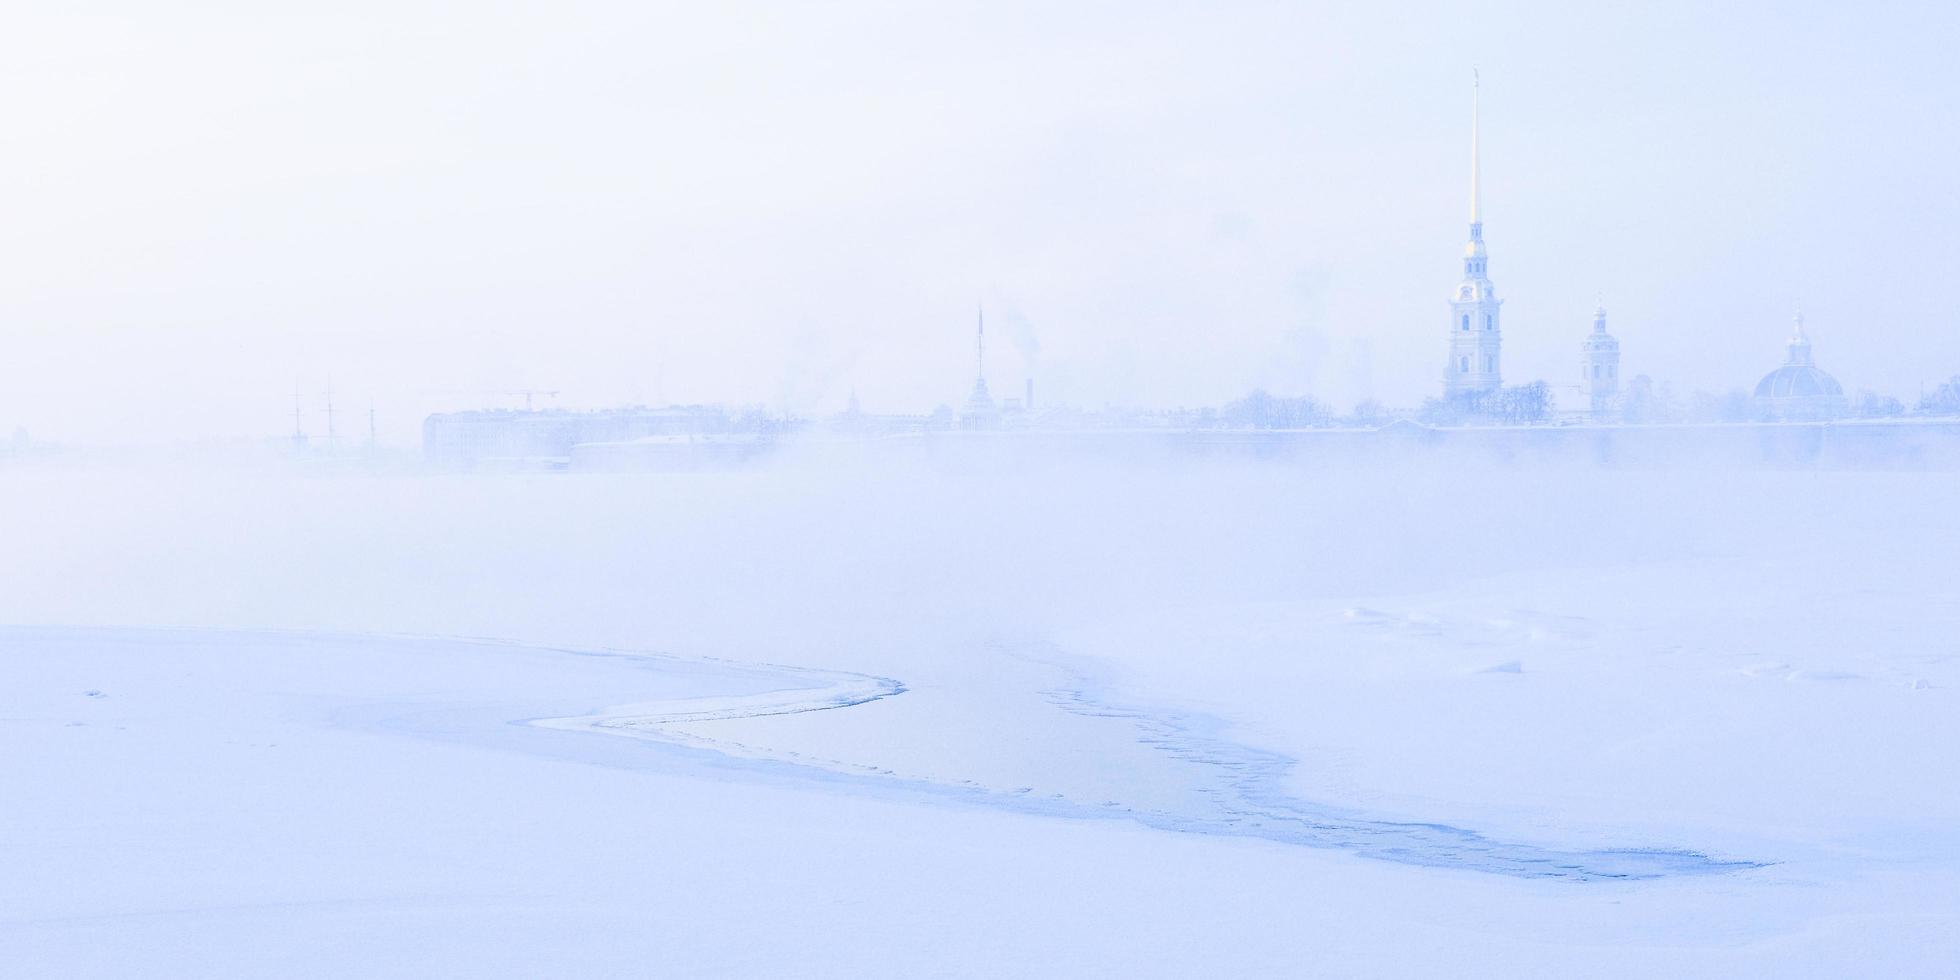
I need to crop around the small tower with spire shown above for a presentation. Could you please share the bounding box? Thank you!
[1581,303,1620,418]
[960,304,999,428]
[1445,70,1504,399]
[1784,305,1815,367]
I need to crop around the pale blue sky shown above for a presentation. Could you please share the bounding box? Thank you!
[1,1,1954,442]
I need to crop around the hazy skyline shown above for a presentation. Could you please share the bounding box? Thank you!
[3,1,1956,444]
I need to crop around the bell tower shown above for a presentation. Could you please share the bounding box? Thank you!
[1445,71,1503,398]
[1581,304,1620,417]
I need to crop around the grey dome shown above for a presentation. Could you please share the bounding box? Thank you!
[1754,364,1843,400]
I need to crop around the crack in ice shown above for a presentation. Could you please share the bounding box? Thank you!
[536,645,1763,883]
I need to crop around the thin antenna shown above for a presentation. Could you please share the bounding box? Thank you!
[976,304,986,383]
[368,405,377,451]
[292,381,305,448]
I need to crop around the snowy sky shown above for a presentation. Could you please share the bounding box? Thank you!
[2,1,1955,444]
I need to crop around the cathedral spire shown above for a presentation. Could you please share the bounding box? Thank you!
[1445,69,1501,398]
[1464,70,1486,263]
[1470,69,1481,228]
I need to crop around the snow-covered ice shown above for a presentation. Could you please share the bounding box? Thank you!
[3,454,1957,976]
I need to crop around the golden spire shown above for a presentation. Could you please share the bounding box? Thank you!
[1470,69,1481,227]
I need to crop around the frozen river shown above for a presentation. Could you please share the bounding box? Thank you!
[3,459,1956,976]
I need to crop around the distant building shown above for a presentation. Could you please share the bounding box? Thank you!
[962,375,996,427]
[1445,73,1503,398]
[570,432,770,472]
[1581,305,1621,418]
[827,389,937,438]
[1754,309,1846,421]
[423,405,733,468]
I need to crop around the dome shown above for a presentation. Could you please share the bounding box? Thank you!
[1752,308,1848,420]
[1754,364,1843,400]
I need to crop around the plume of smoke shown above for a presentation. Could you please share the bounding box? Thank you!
[992,303,1041,378]
[777,325,861,417]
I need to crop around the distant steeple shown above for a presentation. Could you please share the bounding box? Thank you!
[1470,68,1481,228]
[1463,70,1488,266]
[962,303,997,427]
[1445,70,1502,397]
[1786,304,1814,366]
